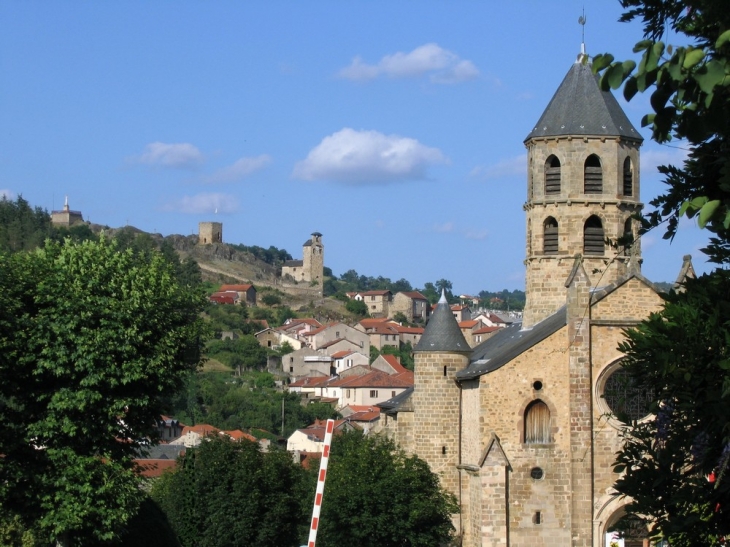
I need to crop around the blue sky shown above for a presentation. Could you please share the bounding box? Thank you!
[0,1,712,294]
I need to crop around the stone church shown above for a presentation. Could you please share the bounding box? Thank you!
[378,52,695,547]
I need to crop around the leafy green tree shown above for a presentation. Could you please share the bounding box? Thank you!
[0,238,206,545]
[593,0,730,263]
[345,298,368,316]
[613,272,730,546]
[590,1,730,545]
[0,195,52,252]
[315,431,458,547]
[261,293,282,307]
[151,436,308,547]
[278,341,295,356]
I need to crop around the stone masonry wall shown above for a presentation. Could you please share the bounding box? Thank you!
[473,327,572,547]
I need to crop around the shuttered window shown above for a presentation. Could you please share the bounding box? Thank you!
[525,400,551,444]
[623,157,633,196]
[584,216,605,255]
[543,217,558,254]
[584,154,603,194]
[545,155,561,195]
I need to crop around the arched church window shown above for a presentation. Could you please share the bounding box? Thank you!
[584,216,605,255]
[544,155,561,195]
[623,157,633,196]
[524,400,551,444]
[543,217,558,254]
[584,154,603,194]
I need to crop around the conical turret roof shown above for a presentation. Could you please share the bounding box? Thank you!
[524,57,642,142]
[414,292,470,353]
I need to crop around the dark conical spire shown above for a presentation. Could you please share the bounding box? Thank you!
[414,291,470,353]
[524,58,642,142]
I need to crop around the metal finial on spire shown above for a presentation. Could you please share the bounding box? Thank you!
[438,289,448,305]
[578,9,586,55]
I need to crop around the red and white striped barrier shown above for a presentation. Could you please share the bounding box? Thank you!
[306,419,335,547]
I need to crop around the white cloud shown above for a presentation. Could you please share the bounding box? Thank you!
[338,43,480,84]
[465,229,488,240]
[204,154,272,184]
[470,154,526,180]
[641,146,689,177]
[293,128,448,185]
[133,142,204,169]
[0,189,15,200]
[161,193,239,214]
[433,222,455,233]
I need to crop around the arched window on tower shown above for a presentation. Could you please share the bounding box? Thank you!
[623,157,633,196]
[584,154,603,194]
[584,215,605,255]
[543,217,558,254]
[545,155,561,195]
[524,400,551,444]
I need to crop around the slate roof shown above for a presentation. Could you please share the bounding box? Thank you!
[283,259,304,267]
[376,386,414,414]
[456,308,567,380]
[524,58,643,142]
[415,293,470,353]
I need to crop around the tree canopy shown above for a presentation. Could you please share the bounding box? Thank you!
[592,1,730,544]
[315,431,458,547]
[151,436,308,547]
[0,238,206,544]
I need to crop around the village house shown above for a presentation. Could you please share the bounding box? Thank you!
[389,291,430,322]
[217,284,257,306]
[359,290,392,317]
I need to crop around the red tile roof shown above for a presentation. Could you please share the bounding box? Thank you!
[360,290,391,296]
[458,320,481,328]
[134,458,178,478]
[358,318,393,327]
[392,325,424,334]
[289,376,332,388]
[338,369,413,388]
[223,429,258,442]
[180,424,221,437]
[219,284,254,292]
[331,350,355,359]
[381,354,408,375]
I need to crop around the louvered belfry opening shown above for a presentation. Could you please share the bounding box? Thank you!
[584,154,603,194]
[544,155,561,195]
[525,400,551,444]
[543,217,558,254]
[584,215,605,255]
[623,157,633,196]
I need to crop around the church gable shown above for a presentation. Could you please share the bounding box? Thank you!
[591,276,664,322]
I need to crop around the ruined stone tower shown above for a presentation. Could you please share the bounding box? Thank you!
[302,232,324,284]
[412,291,471,504]
[198,222,222,245]
[522,55,643,327]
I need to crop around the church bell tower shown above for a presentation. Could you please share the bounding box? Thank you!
[522,53,644,327]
